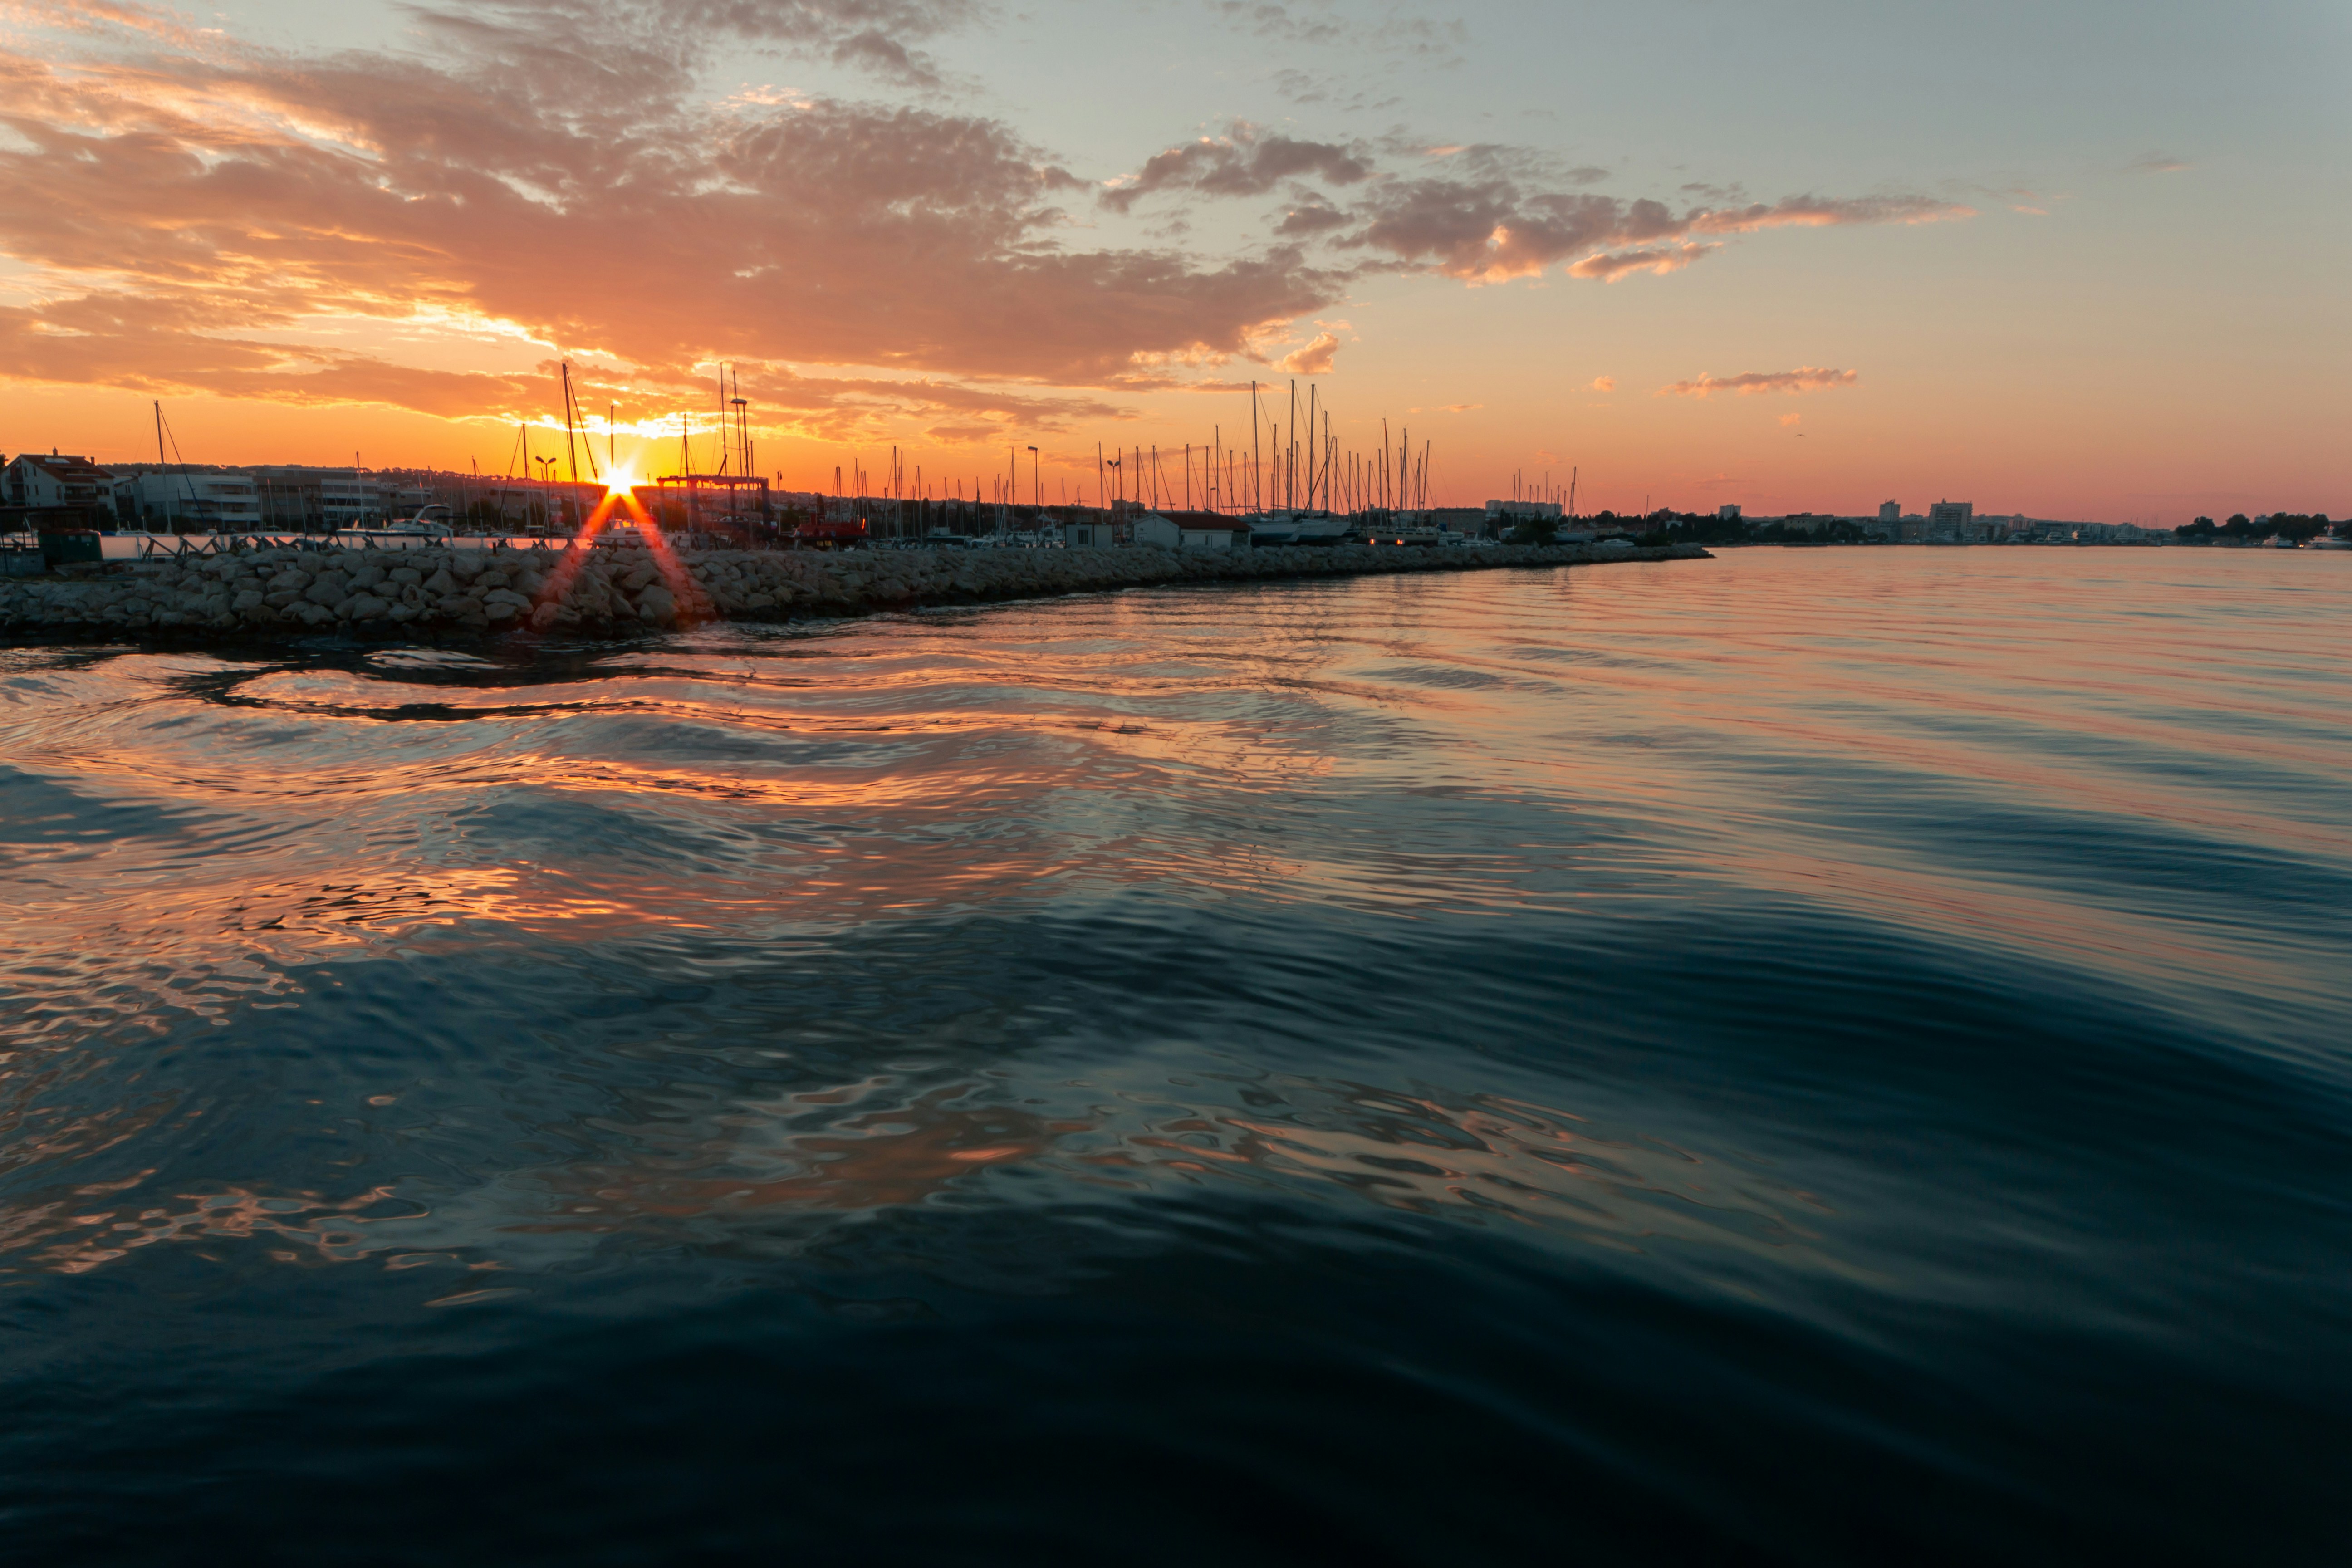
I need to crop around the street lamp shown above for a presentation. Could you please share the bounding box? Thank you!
[1027,446,1040,511]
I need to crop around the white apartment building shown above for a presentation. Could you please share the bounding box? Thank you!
[5,451,116,512]
[112,469,263,531]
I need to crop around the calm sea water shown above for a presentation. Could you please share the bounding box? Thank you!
[4,548,2348,1564]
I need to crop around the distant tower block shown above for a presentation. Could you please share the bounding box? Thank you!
[1880,500,1900,523]
[1718,504,1742,521]
[1929,500,1974,527]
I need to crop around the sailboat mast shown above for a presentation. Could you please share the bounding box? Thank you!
[561,363,579,485]
[1307,386,1318,509]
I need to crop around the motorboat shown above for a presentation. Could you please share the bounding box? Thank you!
[1243,511,1300,547]
[388,505,456,538]
[1244,510,1356,546]
[1288,510,1354,545]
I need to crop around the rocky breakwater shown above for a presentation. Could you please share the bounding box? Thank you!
[0,538,1709,641]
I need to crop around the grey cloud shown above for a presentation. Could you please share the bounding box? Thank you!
[1272,69,1328,104]
[828,29,945,88]
[413,0,980,88]
[1342,177,1680,280]
[632,0,977,43]
[1275,197,1349,235]
[1103,123,1375,214]
[1209,2,1465,64]
[1342,173,1969,281]
[1213,2,1345,45]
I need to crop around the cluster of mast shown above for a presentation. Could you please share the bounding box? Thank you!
[836,380,1436,516]
[504,370,1444,518]
[504,362,758,486]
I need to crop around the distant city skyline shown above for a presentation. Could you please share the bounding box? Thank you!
[0,0,2343,523]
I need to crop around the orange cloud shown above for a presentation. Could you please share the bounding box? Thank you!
[1589,376,1614,392]
[1568,242,1716,281]
[1278,332,1340,375]
[0,2,1968,446]
[1685,194,1974,235]
[0,24,1348,416]
[1658,368,1858,398]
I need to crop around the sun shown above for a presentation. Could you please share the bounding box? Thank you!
[604,466,638,497]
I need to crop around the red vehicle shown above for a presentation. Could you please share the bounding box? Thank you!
[791,517,868,549]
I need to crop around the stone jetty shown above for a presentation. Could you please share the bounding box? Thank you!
[0,538,1709,640]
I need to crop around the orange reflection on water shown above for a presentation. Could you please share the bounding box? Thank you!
[6,1182,408,1276]
[1093,1083,1861,1273]
[522,1087,1088,1231]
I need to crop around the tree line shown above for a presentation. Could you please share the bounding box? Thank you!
[2174,513,2339,544]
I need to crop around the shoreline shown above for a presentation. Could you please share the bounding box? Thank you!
[0,538,1711,645]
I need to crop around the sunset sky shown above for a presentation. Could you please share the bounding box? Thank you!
[1,0,2343,520]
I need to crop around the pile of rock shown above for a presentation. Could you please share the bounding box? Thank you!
[0,538,1707,640]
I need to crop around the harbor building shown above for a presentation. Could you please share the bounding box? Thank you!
[246,467,429,530]
[1132,511,1248,550]
[5,451,117,517]
[110,468,263,532]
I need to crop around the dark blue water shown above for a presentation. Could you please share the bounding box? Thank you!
[5,548,2348,1564]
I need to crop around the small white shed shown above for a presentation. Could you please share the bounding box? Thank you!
[1132,512,1247,551]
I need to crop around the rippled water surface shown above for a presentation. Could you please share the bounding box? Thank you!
[5,548,2349,1564]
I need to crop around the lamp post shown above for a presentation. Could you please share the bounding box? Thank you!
[1027,446,1040,511]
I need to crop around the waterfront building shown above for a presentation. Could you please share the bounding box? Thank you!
[1879,500,1901,524]
[246,466,410,529]
[5,451,118,519]
[110,467,263,532]
[247,466,360,529]
[1132,511,1247,551]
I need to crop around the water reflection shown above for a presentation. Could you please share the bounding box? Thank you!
[5,1179,417,1276]
[4,550,2350,1294]
[7,552,2351,1563]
